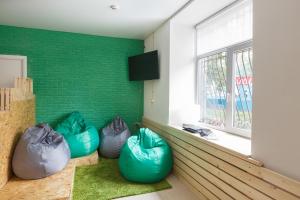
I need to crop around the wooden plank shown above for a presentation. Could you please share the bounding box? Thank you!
[22,78,26,91]
[173,147,272,200]
[0,88,4,111]
[170,131,299,200]
[174,157,250,200]
[144,119,300,200]
[29,79,33,93]
[9,88,14,102]
[173,166,219,200]
[143,118,300,198]
[4,89,10,111]
[174,159,233,200]
[148,122,300,200]
[0,160,76,200]
[259,167,300,199]
[15,77,20,88]
[173,171,208,200]
[167,126,300,196]
[9,78,34,102]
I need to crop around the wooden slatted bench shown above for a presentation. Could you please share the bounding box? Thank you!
[143,118,300,200]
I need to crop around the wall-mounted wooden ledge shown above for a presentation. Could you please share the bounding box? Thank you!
[143,117,300,200]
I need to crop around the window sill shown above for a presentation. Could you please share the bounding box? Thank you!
[171,124,251,156]
[143,117,262,166]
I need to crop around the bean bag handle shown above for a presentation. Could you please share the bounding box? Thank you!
[35,124,63,146]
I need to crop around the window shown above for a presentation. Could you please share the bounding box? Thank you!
[196,0,253,137]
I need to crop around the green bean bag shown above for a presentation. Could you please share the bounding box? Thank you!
[119,128,173,183]
[55,112,99,158]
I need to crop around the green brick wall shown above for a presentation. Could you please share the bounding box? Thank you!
[0,25,144,130]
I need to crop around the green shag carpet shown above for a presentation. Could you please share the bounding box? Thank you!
[73,158,172,200]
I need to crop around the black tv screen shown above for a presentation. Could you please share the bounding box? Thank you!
[128,50,159,81]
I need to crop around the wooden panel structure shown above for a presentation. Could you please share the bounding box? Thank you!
[0,78,34,112]
[0,98,35,189]
[0,160,76,200]
[0,77,99,200]
[14,77,33,93]
[0,132,98,200]
[143,118,300,200]
[0,78,35,188]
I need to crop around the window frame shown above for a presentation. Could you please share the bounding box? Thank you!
[196,40,252,138]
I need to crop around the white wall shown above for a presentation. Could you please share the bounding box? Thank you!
[144,1,235,127]
[252,0,300,180]
[144,0,300,181]
[144,16,200,127]
[168,19,199,126]
[144,21,170,124]
[144,0,236,127]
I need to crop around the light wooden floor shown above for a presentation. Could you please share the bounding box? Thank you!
[115,174,201,200]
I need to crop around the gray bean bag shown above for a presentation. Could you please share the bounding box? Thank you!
[12,124,70,179]
[99,116,131,158]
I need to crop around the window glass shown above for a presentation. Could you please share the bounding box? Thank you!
[199,52,227,128]
[233,48,253,130]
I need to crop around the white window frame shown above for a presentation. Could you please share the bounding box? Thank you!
[0,55,27,77]
[196,40,252,138]
[0,55,27,88]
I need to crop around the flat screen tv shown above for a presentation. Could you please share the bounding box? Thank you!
[128,50,159,81]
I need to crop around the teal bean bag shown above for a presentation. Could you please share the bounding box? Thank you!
[55,112,99,158]
[119,128,173,183]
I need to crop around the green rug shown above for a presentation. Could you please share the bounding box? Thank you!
[73,158,172,200]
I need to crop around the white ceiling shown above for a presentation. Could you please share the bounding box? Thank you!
[0,0,190,39]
